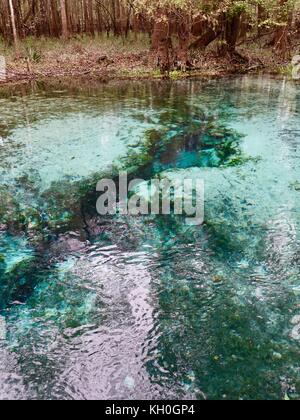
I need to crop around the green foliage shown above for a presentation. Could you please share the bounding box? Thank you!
[26,46,42,63]
[276,63,294,76]
[133,0,299,25]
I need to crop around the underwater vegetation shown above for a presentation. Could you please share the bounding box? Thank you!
[0,103,247,234]
[0,112,247,311]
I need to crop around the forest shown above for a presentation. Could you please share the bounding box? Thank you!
[0,0,299,75]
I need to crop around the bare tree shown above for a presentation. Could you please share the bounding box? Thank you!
[60,0,69,39]
[8,0,20,55]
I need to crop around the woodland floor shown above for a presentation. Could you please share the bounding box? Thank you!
[0,33,298,86]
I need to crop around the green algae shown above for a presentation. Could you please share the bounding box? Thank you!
[0,106,246,239]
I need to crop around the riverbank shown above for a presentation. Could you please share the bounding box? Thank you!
[0,35,295,86]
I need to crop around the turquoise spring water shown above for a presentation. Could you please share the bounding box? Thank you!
[0,76,300,400]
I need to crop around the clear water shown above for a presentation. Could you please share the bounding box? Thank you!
[0,76,300,400]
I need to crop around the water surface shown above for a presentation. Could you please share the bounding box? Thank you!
[0,76,300,400]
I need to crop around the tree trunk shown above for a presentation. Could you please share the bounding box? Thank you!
[190,26,221,50]
[176,18,191,71]
[219,12,241,56]
[13,0,24,38]
[88,0,95,36]
[239,12,249,43]
[38,0,50,37]
[8,0,20,55]
[50,0,61,37]
[258,4,267,36]
[112,0,122,36]
[274,25,289,55]
[150,11,173,73]
[60,0,69,39]
[274,0,292,57]
[83,0,89,33]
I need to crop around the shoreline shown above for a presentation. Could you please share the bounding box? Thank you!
[0,68,285,88]
[0,50,291,88]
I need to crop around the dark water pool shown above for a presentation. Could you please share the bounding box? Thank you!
[0,76,300,400]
